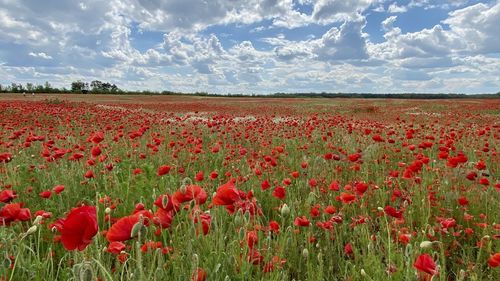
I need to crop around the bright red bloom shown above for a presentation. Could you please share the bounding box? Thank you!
[157,165,171,176]
[344,243,353,256]
[384,206,404,219]
[195,171,204,181]
[339,192,356,204]
[261,180,271,190]
[173,185,207,205]
[191,267,207,281]
[247,230,258,249]
[414,254,438,276]
[0,153,12,163]
[91,146,101,157]
[294,216,310,227]
[90,132,104,144]
[0,203,31,225]
[84,170,94,179]
[213,181,241,206]
[52,185,65,194]
[153,208,174,229]
[193,213,211,235]
[440,218,456,229]
[324,205,336,214]
[457,196,468,206]
[488,253,500,268]
[329,181,340,191]
[39,190,52,199]
[0,190,16,203]
[55,206,98,251]
[272,186,286,200]
[107,211,152,242]
[107,241,126,255]
[355,182,368,195]
[348,153,361,162]
[269,220,279,233]
[154,193,179,212]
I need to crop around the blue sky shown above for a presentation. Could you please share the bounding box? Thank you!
[0,0,499,94]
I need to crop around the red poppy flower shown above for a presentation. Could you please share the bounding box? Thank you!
[272,186,286,200]
[414,254,438,276]
[246,230,258,249]
[173,185,207,205]
[39,190,52,199]
[91,146,101,157]
[261,180,271,190]
[84,170,95,179]
[213,181,241,206]
[195,171,204,181]
[0,189,16,203]
[488,252,500,268]
[294,216,310,227]
[107,241,126,255]
[153,208,174,229]
[52,185,65,194]
[269,220,279,233]
[56,206,98,251]
[107,211,152,242]
[339,192,356,204]
[384,206,404,219]
[0,203,31,225]
[191,267,207,281]
[193,213,211,235]
[440,218,456,229]
[157,165,171,176]
[0,153,12,163]
[344,243,353,256]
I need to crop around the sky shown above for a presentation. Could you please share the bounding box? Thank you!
[0,0,499,94]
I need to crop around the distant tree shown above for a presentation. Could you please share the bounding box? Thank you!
[90,80,103,93]
[71,81,88,93]
[11,83,24,93]
[26,83,34,92]
[44,81,52,92]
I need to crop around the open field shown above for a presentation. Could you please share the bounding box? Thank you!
[0,95,499,280]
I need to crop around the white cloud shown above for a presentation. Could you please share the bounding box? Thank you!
[387,3,408,13]
[28,52,53,59]
[314,19,369,61]
[312,0,377,23]
[443,2,500,54]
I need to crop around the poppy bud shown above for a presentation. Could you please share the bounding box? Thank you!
[25,225,38,236]
[105,207,111,214]
[33,215,43,225]
[130,217,146,239]
[419,241,433,249]
[280,204,290,217]
[302,248,309,259]
[360,269,367,277]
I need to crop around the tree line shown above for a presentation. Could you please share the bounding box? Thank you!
[0,80,121,94]
[0,81,498,99]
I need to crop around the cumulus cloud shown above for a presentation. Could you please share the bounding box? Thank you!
[28,52,53,60]
[0,0,498,94]
[314,19,369,61]
[387,3,408,13]
[312,0,376,23]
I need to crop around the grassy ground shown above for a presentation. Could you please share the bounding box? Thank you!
[0,95,498,280]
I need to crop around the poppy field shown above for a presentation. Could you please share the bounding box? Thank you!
[0,95,499,281]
